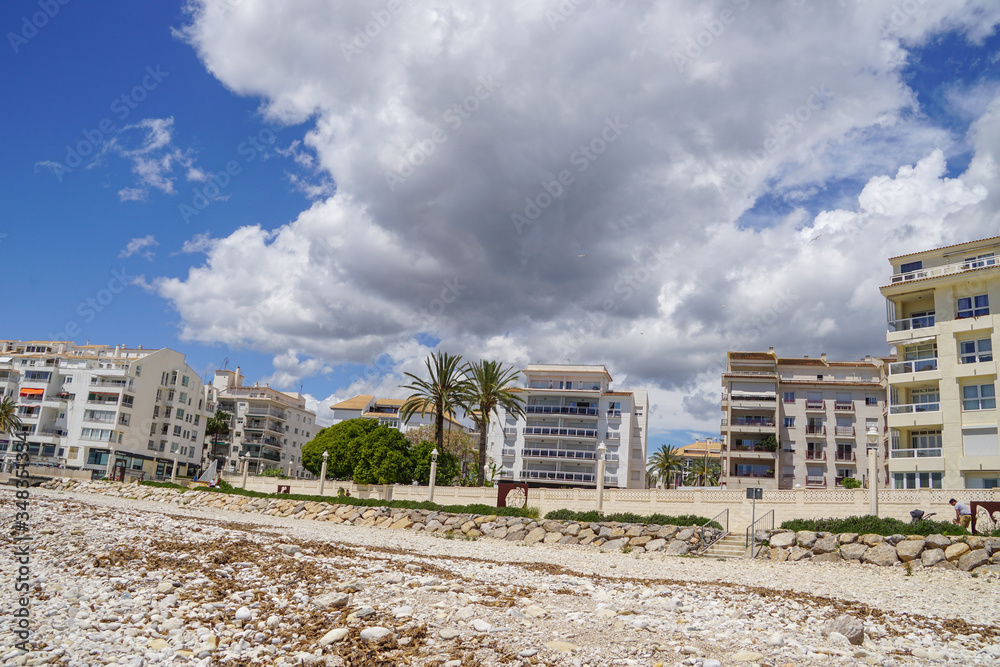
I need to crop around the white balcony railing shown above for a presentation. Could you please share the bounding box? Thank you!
[889,402,940,415]
[889,358,938,374]
[890,256,997,284]
[889,447,943,458]
[888,314,935,332]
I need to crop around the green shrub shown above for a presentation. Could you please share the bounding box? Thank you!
[840,478,861,489]
[259,468,287,478]
[543,508,719,529]
[780,515,968,536]
[139,481,188,491]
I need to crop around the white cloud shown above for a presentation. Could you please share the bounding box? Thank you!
[162,1,1000,435]
[119,235,159,260]
[106,117,200,199]
[118,187,148,202]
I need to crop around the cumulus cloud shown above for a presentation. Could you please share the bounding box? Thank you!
[119,235,159,260]
[160,0,1000,435]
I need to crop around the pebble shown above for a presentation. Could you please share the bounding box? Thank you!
[359,626,393,642]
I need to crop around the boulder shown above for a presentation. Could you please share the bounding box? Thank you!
[861,544,899,567]
[822,615,865,646]
[770,547,789,562]
[838,533,859,544]
[812,536,839,554]
[924,534,951,550]
[959,549,990,572]
[312,592,349,610]
[769,532,796,549]
[645,539,666,552]
[656,525,678,539]
[665,540,690,556]
[945,543,971,561]
[523,527,547,545]
[895,539,925,562]
[861,534,884,546]
[812,552,842,563]
[675,528,696,542]
[839,543,869,561]
[787,547,812,562]
[629,536,651,547]
[600,538,628,553]
[795,531,818,548]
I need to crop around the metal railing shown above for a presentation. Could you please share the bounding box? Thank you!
[521,470,595,483]
[889,358,938,374]
[890,256,997,284]
[889,447,942,458]
[697,508,728,553]
[805,400,824,410]
[834,402,854,411]
[523,427,597,438]
[805,425,826,435]
[833,425,854,437]
[525,405,599,416]
[887,314,935,331]
[521,448,596,460]
[745,509,774,559]
[730,416,775,426]
[889,402,940,414]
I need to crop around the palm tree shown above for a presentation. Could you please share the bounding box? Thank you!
[205,409,231,468]
[646,444,681,488]
[460,360,525,487]
[400,351,470,453]
[685,458,721,487]
[1,396,25,470]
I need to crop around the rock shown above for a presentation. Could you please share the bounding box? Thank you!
[795,530,818,548]
[959,549,990,572]
[317,628,349,646]
[522,527,547,544]
[861,533,883,546]
[925,534,952,550]
[312,592,350,610]
[769,532,796,548]
[524,605,547,618]
[600,538,628,552]
[440,628,461,639]
[812,551,842,563]
[766,631,785,647]
[787,547,812,561]
[234,606,252,621]
[679,645,699,654]
[838,532,859,544]
[823,615,865,645]
[393,605,413,618]
[149,639,169,650]
[518,649,538,658]
[277,544,300,555]
[665,540,690,556]
[155,582,175,594]
[359,627,393,642]
[675,527,695,541]
[945,543,971,561]
[895,539,925,562]
[812,536,839,554]
[862,543,899,567]
[545,640,578,653]
[921,548,946,567]
[645,538,666,552]
[731,650,764,662]
[704,660,722,667]
[471,619,492,632]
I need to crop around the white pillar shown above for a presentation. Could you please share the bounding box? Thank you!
[429,448,439,503]
[596,441,607,514]
[867,427,879,516]
[319,451,329,496]
[241,455,249,489]
[171,455,179,484]
[105,448,116,479]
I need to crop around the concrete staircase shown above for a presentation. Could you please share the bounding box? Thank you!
[701,532,749,559]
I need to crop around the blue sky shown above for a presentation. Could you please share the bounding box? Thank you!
[3,2,1000,454]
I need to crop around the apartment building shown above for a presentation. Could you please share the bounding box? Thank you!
[211,368,316,477]
[881,237,1000,490]
[485,364,648,489]
[0,340,210,479]
[329,395,465,432]
[721,350,887,490]
[675,439,723,486]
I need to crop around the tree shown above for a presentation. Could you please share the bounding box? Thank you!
[352,427,413,485]
[646,444,682,488]
[0,396,23,440]
[685,458,721,487]
[301,418,384,479]
[460,360,525,487]
[404,424,476,479]
[204,409,231,466]
[410,440,460,486]
[400,351,470,451]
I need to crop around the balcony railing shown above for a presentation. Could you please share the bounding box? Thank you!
[833,426,854,437]
[247,407,288,420]
[730,417,775,427]
[525,405,599,416]
[806,475,827,488]
[890,256,998,284]
[501,448,516,457]
[39,427,67,437]
[889,402,940,414]
[521,448,596,461]
[90,379,127,388]
[805,450,825,461]
[606,409,622,418]
[805,425,825,435]
[889,447,942,459]
[805,400,824,410]
[242,436,281,446]
[729,443,777,453]
[604,432,620,440]
[523,427,597,438]
[521,470,595,483]
[889,358,938,374]
[730,471,775,478]
[727,394,776,403]
[834,402,853,412]
[835,451,856,462]
[887,314,935,332]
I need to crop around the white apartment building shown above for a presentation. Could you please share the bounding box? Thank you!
[881,237,1000,490]
[212,368,316,477]
[0,340,210,480]
[721,350,887,490]
[486,364,649,489]
[329,395,465,433]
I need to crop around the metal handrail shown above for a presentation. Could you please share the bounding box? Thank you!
[697,508,728,552]
[745,509,774,559]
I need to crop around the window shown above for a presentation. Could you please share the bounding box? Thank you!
[179,392,187,403]
[170,442,179,453]
[816,374,823,380]
[159,441,166,452]
[910,388,940,411]
[783,392,795,403]
[893,472,942,489]
[147,440,156,451]
[865,396,878,406]
[962,384,996,411]
[153,406,160,418]
[173,425,182,436]
[963,253,995,269]
[957,294,989,318]
[182,375,190,387]
[161,424,169,435]
[176,408,185,419]
[170,371,177,385]
[783,417,795,427]
[135,365,142,377]
[899,260,923,274]
[168,390,175,401]
[164,407,172,419]
[150,423,157,436]
[960,338,992,364]
[156,388,163,401]
[118,413,130,426]
[193,415,199,425]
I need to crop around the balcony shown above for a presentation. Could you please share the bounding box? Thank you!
[90,378,127,388]
[501,448,516,458]
[805,400,825,411]
[805,450,826,461]
[729,443,777,454]
[889,402,940,415]
[242,435,281,447]
[890,256,998,284]
[729,416,775,427]
[604,432,620,440]
[887,314,935,332]
[247,407,288,420]
[806,475,827,488]
[833,425,854,437]
[805,425,826,436]
[835,451,856,462]
[521,448,596,461]
[521,470,595,483]
[729,470,775,479]
[523,427,597,439]
[889,358,938,375]
[525,405,599,416]
[889,447,942,459]
[606,409,622,418]
[834,402,854,412]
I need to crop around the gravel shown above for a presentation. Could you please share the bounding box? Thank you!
[2,488,1000,666]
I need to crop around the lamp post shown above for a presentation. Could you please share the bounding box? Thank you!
[867,426,879,516]
[429,448,439,503]
[319,450,329,496]
[241,454,249,489]
[105,447,115,480]
[596,441,607,514]
[171,454,179,484]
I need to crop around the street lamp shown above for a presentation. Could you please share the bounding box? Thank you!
[171,454,179,484]
[867,426,879,516]
[596,441,607,514]
[105,447,116,480]
[428,448,439,503]
[241,453,249,489]
[319,450,329,496]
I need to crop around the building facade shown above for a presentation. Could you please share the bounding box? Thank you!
[881,237,1000,490]
[211,369,316,477]
[329,395,464,433]
[486,364,648,489]
[0,340,210,479]
[721,350,887,490]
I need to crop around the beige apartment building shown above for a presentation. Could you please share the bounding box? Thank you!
[881,236,1000,490]
[329,395,465,433]
[721,350,887,490]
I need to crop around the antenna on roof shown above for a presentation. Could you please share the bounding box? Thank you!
[222,357,229,370]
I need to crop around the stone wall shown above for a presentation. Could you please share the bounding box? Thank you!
[758,528,1000,573]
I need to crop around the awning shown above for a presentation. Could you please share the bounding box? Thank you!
[896,335,937,346]
[19,388,44,396]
